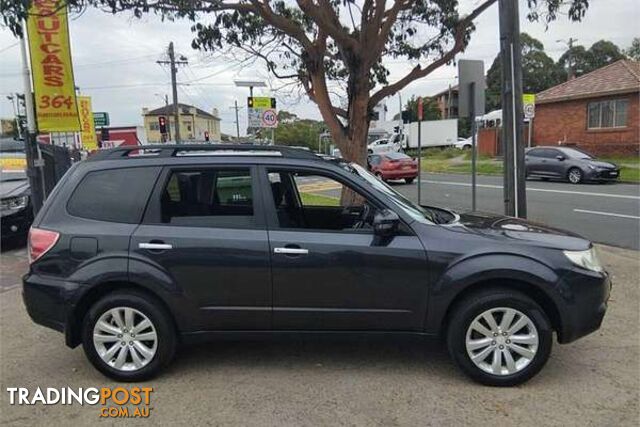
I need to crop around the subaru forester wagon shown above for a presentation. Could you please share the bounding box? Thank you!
[23,145,610,386]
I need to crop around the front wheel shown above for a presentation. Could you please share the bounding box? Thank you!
[405,177,415,184]
[567,168,583,184]
[82,290,177,381]
[447,288,552,386]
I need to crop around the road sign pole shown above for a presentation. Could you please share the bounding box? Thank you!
[417,97,423,206]
[527,117,533,148]
[469,82,477,212]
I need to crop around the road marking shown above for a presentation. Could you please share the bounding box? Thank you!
[573,209,640,220]
[420,179,640,200]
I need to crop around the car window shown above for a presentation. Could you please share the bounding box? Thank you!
[159,168,255,228]
[369,155,381,165]
[531,148,558,159]
[384,152,411,160]
[267,170,375,231]
[67,167,160,223]
[527,149,542,157]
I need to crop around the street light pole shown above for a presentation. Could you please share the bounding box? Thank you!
[19,26,45,214]
[498,0,527,218]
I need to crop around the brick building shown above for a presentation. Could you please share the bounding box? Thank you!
[432,84,459,119]
[533,60,639,156]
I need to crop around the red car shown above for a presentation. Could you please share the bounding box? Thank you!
[367,152,418,184]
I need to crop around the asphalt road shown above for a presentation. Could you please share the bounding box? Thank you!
[393,173,640,250]
[1,244,638,425]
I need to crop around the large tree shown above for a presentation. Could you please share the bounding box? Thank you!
[3,0,589,165]
[392,95,440,122]
[486,33,563,111]
[558,40,625,79]
[625,37,640,61]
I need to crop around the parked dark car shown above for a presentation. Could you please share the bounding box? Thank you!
[525,146,620,184]
[1,139,32,242]
[368,152,418,184]
[23,145,610,386]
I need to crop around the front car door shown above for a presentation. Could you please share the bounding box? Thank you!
[259,165,429,331]
[131,164,272,331]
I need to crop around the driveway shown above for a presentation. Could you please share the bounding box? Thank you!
[1,244,638,426]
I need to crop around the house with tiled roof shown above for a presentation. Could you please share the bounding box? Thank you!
[533,59,639,156]
[142,103,221,143]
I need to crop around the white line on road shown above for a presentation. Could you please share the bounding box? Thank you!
[573,209,640,220]
[420,180,640,200]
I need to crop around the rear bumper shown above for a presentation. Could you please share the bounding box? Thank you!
[381,169,418,180]
[22,273,85,347]
[556,269,611,344]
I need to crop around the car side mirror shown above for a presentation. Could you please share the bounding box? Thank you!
[373,209,399,236]
[556,155,565,161]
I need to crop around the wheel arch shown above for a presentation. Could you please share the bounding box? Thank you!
[66,280,179,348]
[439,279,563,341]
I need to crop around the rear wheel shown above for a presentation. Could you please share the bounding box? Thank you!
[567,168,583,184]
[82,290,176,381]
[447,288,552,386]
[405,177,415,184]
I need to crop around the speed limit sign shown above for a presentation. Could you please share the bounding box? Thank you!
[523,94,535,119]
[261,109,278,128]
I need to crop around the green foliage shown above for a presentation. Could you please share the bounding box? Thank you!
[558,40,625,78]
[393,96,440,122]
[257,112,325,151]
[625,38,640,61]
[486,33,564,111]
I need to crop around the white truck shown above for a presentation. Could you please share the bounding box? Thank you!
[390,119,458,150]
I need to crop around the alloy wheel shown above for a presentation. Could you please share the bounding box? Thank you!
[93,307,158,372]
[465,307,539,376]
[568,169,582,184]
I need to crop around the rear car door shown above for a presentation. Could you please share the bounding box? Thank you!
[260,165,429,331]
[131,164,272,331]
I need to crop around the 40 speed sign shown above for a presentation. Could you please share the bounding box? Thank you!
[261,109,278,128]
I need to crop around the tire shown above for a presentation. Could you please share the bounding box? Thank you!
[567,167,583,184]
[82,290,177,382]
[446,288,552,387]
[405,177,415,184]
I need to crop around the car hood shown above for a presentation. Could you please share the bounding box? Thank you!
[588,160,617,169]
[0,179,30,199]
[445,211,590,251]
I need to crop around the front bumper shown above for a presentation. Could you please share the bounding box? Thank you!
[584,168,620,182]
[556,268,611,344]
[1,207,33,241]
[22,273,85,347]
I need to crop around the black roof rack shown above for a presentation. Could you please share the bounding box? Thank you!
[87,144,322,161]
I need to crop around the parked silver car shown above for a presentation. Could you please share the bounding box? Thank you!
[525,146,620,184]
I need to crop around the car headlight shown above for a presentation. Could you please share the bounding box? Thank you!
[563,247,603,272]
[588,164,597,170]
[0,195,29,217]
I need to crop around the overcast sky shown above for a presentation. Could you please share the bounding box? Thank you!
[0,0,638,136]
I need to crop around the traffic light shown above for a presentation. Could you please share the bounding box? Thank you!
[401,110,410,123]
[158,116,167,134]
[100,127,109,142]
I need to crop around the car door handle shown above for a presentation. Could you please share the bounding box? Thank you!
[139,242,173,250]
[274,247,309,255]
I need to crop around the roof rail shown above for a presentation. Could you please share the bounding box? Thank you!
[87,144,321,161]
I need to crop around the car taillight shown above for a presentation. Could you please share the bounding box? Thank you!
[28,227,59,264]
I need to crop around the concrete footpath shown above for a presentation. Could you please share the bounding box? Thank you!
[1,245,638,426]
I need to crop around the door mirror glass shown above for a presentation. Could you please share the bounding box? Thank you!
[373,209,399,236]
[556,155,565,161]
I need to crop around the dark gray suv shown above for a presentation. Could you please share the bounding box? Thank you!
[23,145,611,386]
[525,146,620,184]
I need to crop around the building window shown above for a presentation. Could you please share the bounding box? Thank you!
[149,122,159,131]
[587,99,628,129]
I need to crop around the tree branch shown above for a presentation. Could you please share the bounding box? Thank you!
[369,0,497,108]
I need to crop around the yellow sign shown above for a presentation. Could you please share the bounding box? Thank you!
[0,157,27,171]
[27,0,80,132]
[523,94,536,104]
[523,93,536,119]
[251,97,273,108]
[78,96,97,150]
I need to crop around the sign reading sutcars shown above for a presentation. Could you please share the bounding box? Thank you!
[27,0,80,132]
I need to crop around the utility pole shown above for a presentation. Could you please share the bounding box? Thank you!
[230,100,241,139]
[499,0,527,218]
[558,37,578,81]
[157,42,187,143]
[19,26,45,214]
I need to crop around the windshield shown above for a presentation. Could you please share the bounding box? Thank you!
[349,163,435,224]
[562,147,594,160]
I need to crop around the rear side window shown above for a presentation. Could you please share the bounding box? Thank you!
[67,167,160,223]
[159,168,255,228]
